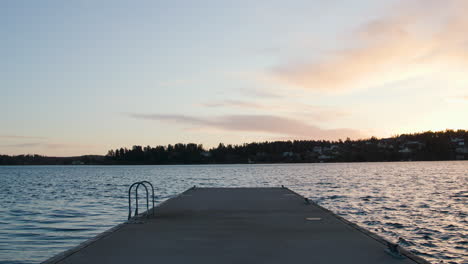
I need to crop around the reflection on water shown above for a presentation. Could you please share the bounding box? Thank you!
[0,161,466,264]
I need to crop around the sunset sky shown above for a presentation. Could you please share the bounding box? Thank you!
[2,0,467,156]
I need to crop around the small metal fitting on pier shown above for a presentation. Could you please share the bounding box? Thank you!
[385,242,405,259]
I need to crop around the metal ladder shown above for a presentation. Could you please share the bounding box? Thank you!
[128,181,155,220]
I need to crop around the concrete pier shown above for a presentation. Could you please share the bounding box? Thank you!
[43,187,429,264]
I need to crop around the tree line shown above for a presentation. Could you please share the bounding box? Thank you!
[1,130,467,165]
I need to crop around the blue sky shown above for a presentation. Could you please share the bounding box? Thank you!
[1,0,467,156]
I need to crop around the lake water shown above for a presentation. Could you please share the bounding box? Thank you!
[0,162,466,264]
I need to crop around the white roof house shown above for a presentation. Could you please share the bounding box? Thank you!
[398,147,412,153]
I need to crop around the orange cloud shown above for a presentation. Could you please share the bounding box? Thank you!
[272,0,468,91]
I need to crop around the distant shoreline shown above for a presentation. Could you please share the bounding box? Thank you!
[1,159,468,166]
[2,130,467,165]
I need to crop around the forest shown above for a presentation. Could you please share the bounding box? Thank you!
[1,130,467,165]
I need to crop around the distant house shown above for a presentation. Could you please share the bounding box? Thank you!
[451,138,464,143]
[405,141,424,149]
[455,147,468,154]
[450,138,465,148]
[282,151,294,157]
[312,146,322,154]
[379,142,394,149]
[201,151,212,157]
[398,147,412,153]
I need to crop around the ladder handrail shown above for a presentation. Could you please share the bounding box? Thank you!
[128,181,154,220]
[135,182,149,217]
[128,182,140,220]
[139,181,155,216]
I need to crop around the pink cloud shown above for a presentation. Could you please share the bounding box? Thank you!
[129,113,363,140]
[200,100,349,122]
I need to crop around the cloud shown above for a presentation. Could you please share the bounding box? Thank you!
[200,99,349,122]
[2,143,42,148]
[271,0,468,92]
[0,136,94,150]
[237,88,282,99]
[201,100,265,109]
[0,135,97,153]
[1,142,96,149]
[44,143,91,149]
[0,135,47,139]
[128,113,363,140]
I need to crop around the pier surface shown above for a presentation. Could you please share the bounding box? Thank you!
[44,187,428,264]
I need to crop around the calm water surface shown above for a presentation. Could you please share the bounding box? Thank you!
[0,162,466,264]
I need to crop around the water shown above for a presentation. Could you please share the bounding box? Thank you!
[0,161,466,264]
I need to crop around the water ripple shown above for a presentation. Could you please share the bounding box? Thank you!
[0,161,467,264]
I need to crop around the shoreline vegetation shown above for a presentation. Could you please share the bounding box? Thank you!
[1,130,467,165]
